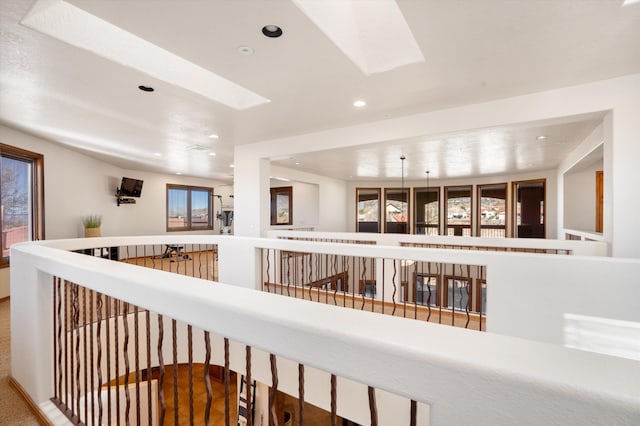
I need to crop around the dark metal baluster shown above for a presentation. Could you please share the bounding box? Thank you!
[480,265,485,331]
[134,302,140,426]
[96,293,103,426]
[307,253,313,301]
[360,257,366,310]
[392,260,398,316]
[224,338,230,426]
[298,364,304,426]
[89,289,95,426]
[368,386,378,426]
[199,245,204,280]
[269,354,278,426]
[246,346,252,426]
[73,283,80,421]
[330,374,337,426]
[64,281,70,411]
[286,251,291,297]
[451,265,456,327]
[464,264,471,329]
[172,319,179,426]
[426,262,432,322]
[82,286,88,424]
[115,299,120,426]
[146,309,152,425]
[203,331,212,426]
[53,277,60,401]
[410,400,417,426]
[376,257,381,314]
[188,325,194,426]
[438,263,443,324]
[332,255,338,305]
[158,315,166,426]
[123,302,131,425]
[106,294,112,426]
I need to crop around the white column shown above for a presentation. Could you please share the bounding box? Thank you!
[233,146,270,237]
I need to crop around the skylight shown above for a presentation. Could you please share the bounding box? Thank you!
[292,0,425,75]
[21,0,270,110]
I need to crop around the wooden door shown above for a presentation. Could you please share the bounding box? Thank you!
[596,171,603,233]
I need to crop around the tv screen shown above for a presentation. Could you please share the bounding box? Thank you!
[119,177,143,197]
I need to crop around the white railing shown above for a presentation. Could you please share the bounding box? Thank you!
[266,230,608,256]
[10,235,640,425]
[564,228,606,242]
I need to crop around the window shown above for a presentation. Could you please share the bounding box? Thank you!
[0,144,44,267]
[270,186,293,225]
[414,274,439,306]
[445,186,472,236]
[513,179,545,238]
[414,187,439,235]
[384,188,409,233]
[166,184,213,231]
[477,183,507,237]
[445,277,471,311]
[356,188,381,232]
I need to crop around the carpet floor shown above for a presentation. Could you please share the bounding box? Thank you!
[0,298,41,425]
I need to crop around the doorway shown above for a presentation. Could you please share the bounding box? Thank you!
[513,179,545,238]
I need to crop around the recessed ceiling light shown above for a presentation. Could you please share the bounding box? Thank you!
[262,25,283,38]
[138,85,154,92]
[536,135,547,141]
[295,162,301,165]
[208,133,219,139]
[208,152,216,156]
[153,152,162,157]
[237,46,254,55]
[353,100,366,108]
[176,172,182,175]
[229,164,235,168]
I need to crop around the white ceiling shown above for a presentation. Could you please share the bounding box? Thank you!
[1,0,639,182]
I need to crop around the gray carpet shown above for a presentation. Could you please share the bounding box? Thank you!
[0,298,40,425]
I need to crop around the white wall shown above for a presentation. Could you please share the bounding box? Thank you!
[558,123,605,240]
[270,179,319,228]
[563,161,601,232]
[270,165,348,232]
[0,124,229,298]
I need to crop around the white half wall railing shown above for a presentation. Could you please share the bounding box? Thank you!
[10,235,640,425]
[266,230,608,256]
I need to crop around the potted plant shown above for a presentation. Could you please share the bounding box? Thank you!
[82,214,102,237]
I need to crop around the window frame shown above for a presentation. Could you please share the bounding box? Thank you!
[444,185,473,236]
[165,184,214,232]
[0,143,45,267]
[413,186,440,235]
[476,182,508,238]
[270,186,293,226]
[383,187,410,234]
[355,187,382,233]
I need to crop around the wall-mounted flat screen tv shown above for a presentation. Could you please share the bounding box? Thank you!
[119,177,144,197]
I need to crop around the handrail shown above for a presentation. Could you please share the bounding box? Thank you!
[10,236,640,425]
[266,229,608,256]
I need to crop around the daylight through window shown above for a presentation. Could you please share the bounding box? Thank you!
[166,184,213,231]
[0,144,44,266]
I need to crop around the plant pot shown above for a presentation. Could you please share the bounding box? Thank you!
[84,227,101,238]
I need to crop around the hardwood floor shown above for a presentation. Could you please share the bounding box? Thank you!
[108,364,237,425]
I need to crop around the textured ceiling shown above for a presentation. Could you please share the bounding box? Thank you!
[0,0,638,181]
